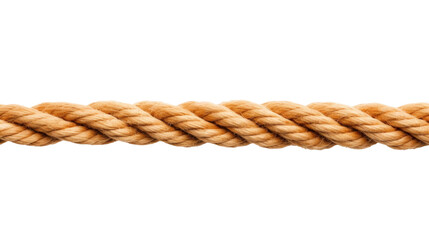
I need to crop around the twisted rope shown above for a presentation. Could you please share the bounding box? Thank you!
[1,101,428,149]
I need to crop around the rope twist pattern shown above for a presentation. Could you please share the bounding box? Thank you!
[1,101,429,149]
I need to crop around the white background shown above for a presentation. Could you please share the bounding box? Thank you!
[1,0,429,239]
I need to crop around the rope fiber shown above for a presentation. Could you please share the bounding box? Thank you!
[1,101,429,149]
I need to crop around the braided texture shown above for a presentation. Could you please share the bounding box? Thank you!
[1,101,429,149]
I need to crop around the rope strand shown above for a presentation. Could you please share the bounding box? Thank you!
[1,101,428,149]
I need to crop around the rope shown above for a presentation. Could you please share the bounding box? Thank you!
[0,101,428,149]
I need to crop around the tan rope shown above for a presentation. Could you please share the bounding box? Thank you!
[0,101,428,149]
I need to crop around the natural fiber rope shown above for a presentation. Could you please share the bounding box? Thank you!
[1,101,429,149]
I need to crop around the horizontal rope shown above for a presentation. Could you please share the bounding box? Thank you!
[0,101,428,149]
